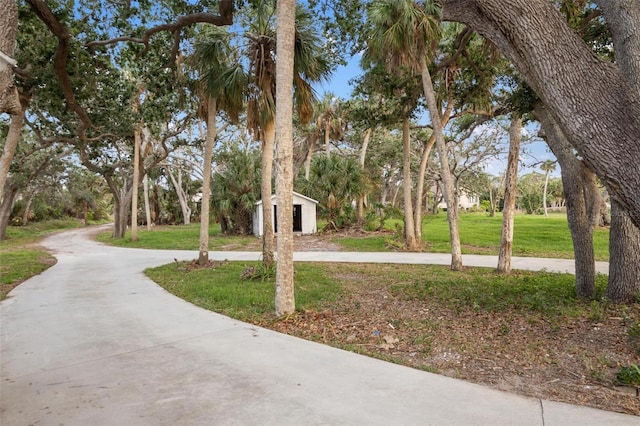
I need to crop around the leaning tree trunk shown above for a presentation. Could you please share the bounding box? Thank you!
[414,98,454,241]
[0,110,23,202]
[596,0,640,302]
[401,117,418,251]
[535,103,596,299]
[0,185,18,240]
[303,133,317,180]
[143,174,151,230]
[261,119,276,268]
[420,59,462,270]
[274,0,296,317]
[441,0,640,230]
[198,97,217,266]
[497,114,522,274]
[168,168,191,225]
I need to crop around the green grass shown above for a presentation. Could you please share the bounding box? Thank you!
[0,218,85,299]
[149,261,610,322]
[335,212,610,261]
[95,223,257,251]
[145,261,341,322]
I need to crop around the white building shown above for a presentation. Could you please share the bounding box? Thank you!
[253,192,318,237]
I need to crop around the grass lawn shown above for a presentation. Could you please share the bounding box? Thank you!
[0,218,87,299]
[95,223,258,251]
[335,212,610,261]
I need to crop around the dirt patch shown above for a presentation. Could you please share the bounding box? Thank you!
[257,266,640,416]
[220,234,342,252]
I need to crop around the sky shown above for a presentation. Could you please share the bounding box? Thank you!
[314,56,559,178]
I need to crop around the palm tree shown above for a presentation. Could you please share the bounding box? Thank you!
[245,3,331,269]
[540,159,557,217]
[191,27,247,265]
[365,0,462,269]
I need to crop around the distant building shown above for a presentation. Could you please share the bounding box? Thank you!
[253,192,318,237]
[438,189,480,210]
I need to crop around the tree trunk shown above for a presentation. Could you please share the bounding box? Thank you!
[199,97,217,265]
[21,191,35,226]
[0,0,20,116]
[608,200,640,302]
[596,0,640,302]
[261,119,276,268]
[420,59,461,270]
[441,0,640,229]
[535,103,596,299]
[497,114,522,274]
[414,99,454,240]
[0,185,18,240]
[168,168,191,225]
[0,111,23,202]
[401,117,418,251]
[274,0,296,317]
[131,127,141,242]
[357,128,371,225]
[143,173,151,230]
[303,133,317,180]
[542,169,550,217]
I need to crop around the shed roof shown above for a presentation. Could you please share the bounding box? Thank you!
[255,191,318,206]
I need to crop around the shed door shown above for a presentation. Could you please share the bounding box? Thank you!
[293,204,302,232]
[273,204,302,232]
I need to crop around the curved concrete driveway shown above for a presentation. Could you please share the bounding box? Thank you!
[1,227,635,425]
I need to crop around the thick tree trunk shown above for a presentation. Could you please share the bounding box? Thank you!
[199,97,217,266]
[535,103,596,299]
[608,201,640,302]
[0,185,18,240]
[402,117,418,251]
[420,60,462,270]
[596,0,640,302]
[274,0,296,317]
[441,0,640,229]
[497,115,521,274]
[0,0,20,116]
[0,111,23,202]
[261,120,276,268]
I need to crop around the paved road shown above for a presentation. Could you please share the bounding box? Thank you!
[1,227,635,425]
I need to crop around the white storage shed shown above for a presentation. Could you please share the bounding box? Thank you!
[253,192,318,237]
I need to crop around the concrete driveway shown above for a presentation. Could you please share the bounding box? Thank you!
[0,226,635,425]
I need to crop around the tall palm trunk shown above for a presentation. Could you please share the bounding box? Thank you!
[199,97,217,265]
[497,114,522,273]
[261,119,276,268]
[143,174,151,230]
[274,0,296,317]
[402,117,418,251]
[420,59,462,270]
[357,128,371,225]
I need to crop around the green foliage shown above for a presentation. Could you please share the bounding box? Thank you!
[616,364,640,386]
[212,148,261,235]
[297,155,366,227]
